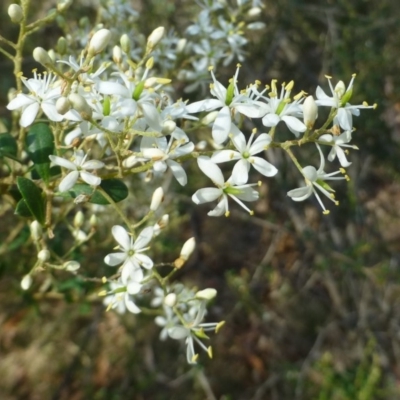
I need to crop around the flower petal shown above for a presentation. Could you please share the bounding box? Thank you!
[80,171,101,186]
[231,159,250,185]
[134,253,154,270]
[251,156,278,177]
[104,252,126,266]
[133,226,154,250]
[212,106,231,144]
[166,159,187,186]
[112,225,131,250]
[192,188,222,204]
[59,170,79,192]
[197,156,225,186]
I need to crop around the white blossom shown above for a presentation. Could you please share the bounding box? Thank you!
[49,150,104,192]
[104,225,154,284]
[192,156,259,216]
[319,131,358,167]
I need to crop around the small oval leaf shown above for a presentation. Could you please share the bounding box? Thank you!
[26,123,54,184]
[17,177,45,224]
[68,179,128,205]
[0,132,18,158]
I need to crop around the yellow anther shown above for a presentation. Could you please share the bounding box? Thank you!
[249,210,254,216]
[225,211,230,217]
[208,66,214,71]
[323,210,330,215]
[325,75,332,79]
[207,346,213,359]
[285,80,294,91]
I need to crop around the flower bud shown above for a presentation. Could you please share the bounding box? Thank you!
[150,187,164,211]
[30,221,42,241]
[63,260,80,271]
[68,93,92,120]
[164,293,177,307]
[147,27,165,50]
[21,274,32,290]
[74,210,84,228]
[201,111,219,125]
[73,229,88,242]
[174,237,196,269]
[248,7,262,17]
[90,214,97,228]
[56,96,71,115]
[38,249,50,262]
[122,155,139,168]
[195,288,217,301]
[57,0,73,12]
[8,4,23,23]
[33,47,53,66]
[176,38,187,54]
[113,45,123,64]
[88,29,111,55]
[161,120,176,135]
[120,34,131,54]
[303,95,318,129]
[57,37,68,55]
[142,148,165,160]
[180,237,195,260]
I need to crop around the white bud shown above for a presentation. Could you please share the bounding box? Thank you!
[63,260,80,271]
[33,47,53,66]
[335,81,346,98]
[90,214,97,227]
[142,148,165,160]
[161,120,176,135]
[164,293,177,307]
[8,4,23,23]
[195,140,207,150]
[57,0,73,12]
[74,210,84,228]
[56,96,71,115]
[38,249,50,262]
[73,229,88,243]
[303,95,318,129]
[122,155,139,168]
[176,38,187,54]
[180,237,196,260]
[68,93,92,119]
[21,274,32,290]
[113,45,123,63]
[120,34,130,53]
[30,221,42,241]
[196,288,217,300]
[88,29,111,55]
[248,7,262,17]
[147,27,165,49]
[48,49,56,62]
[150,187,164,211]
[201,111,219,125]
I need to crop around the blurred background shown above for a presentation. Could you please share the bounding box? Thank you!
[1,0,400,399]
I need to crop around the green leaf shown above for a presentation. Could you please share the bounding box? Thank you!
[26,123,54,184]
[68,179,128,205]
[0,132,18,159]
[15,198,33,218]
[16,177,45,224]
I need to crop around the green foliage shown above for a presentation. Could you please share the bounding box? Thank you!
[16,177,45,224]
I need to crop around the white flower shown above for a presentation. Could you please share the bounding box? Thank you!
[186,65,266,143]
[315,74,375,131]
[211,126,277,184]
[261,80,307,137]
[141,136,194,186]
[319,131,358,167]
[287,144,347,214]
[104,225,154,284]
[168,299,224,364]
[103,278,143,314]
[49,150,104,192]
[192,156,259,217]
[7,71,63,127]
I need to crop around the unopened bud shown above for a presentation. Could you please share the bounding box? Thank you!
[146,57,154,70]
[248,7,262,17]
[150,187,164,211]
[73,229,88,242]
[8,4,23,23]
[74,210,84,228]
[57,37,67,55]
[195,288,217,300]
[30,221,42,241]
[56,96,71,115]
[90,214,97,227]
[88,29,111,55]
[120,34,130,54]
[147,27,165,49]
[68,93,92,120]
[303,95,318,129]
[38,249,50,262]
[142,148,165,160]
[21,274,32,290]
[122,155,139,168]
[176,38,187,54]
[63,260,80,271]
[113,45,123,63]
[201,111,219,125]
[33,47,53,66]
[164,293,177,307]
[161,120,176,135]
[180,237,195,260]
[57,0,73,12]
